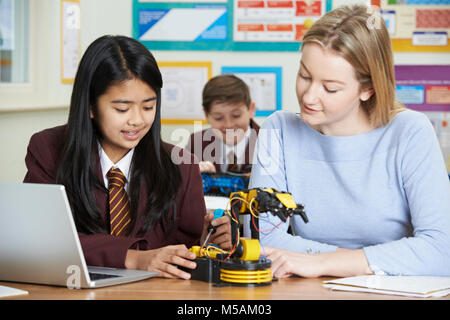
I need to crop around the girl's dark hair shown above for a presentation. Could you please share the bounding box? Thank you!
[56,35,181,235]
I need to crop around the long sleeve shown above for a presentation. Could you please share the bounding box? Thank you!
[363,114,450,276]
[24,127,63,184]
[23,126,148,268]
[23,126,206,269]
[248,114,338,253]
[250,110,450,276]
[165,150,206,248]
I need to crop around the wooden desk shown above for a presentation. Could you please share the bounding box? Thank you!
[1,277,448,300]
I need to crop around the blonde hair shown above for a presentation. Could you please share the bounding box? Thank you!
[302,5,405,127]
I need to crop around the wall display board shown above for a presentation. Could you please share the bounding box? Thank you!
[395,65,450,172]
[60,0,81,83]
[158,61,212,124]
[379,0,450,52]
[0,0,14,51]
[222,66,282,116]
[133,0,332,51]
[395,65,449,113]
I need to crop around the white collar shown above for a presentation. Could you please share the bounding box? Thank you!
[220,127,251,172]
[98,142,134,188]
[223,127,251,160]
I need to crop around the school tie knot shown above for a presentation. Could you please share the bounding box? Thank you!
[107,167,127,189]
[227,151,239,173]
[107,167,131,236]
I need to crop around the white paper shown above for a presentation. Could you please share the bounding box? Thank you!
[62,1,80,81]
[322,275,450,298]
[233,0,325,42]
[0,285,28,298]
[139,8,226,41]
[160,66,208,119]
[237,73,277,111]
[204,195,229,210]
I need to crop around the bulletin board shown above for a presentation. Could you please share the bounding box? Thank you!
[133,0,333,51]
[395,65,450,113]
[394,65,450,173]
[378,0,450,52]
[60,0,81,83]
[158,61,212,124]
[221,66,282,117]
[133,0,450,52]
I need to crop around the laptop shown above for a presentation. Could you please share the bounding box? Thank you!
[0,182,158,288]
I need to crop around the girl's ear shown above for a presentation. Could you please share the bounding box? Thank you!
[360,87,374,102]
[90,106,94,119]
[249,101,256,118]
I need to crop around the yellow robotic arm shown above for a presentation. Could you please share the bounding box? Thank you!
[187,188,307,286]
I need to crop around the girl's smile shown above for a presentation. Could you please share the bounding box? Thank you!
[91,78,157,163]
[121,130,141,141]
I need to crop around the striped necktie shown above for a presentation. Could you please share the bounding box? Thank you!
[106,167,131,236]
[227,151,239,172]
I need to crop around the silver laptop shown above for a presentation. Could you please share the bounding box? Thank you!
[0,182,158,288]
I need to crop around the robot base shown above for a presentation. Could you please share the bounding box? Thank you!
[186,256,273,287]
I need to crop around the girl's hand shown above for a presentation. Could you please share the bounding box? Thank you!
[125,245,197,279]
[200,212,232,250]
[199,161,216,173]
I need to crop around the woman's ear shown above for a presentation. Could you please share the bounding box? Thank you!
[360,87,374,102]
[90,106,94,119]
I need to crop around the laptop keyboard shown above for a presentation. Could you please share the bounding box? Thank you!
[89,272,122,281]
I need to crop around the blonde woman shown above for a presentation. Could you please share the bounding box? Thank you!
[250,5,450,277]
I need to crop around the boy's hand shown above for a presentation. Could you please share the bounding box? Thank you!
[199,161,216,173]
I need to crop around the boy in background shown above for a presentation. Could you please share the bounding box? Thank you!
[185,74,259,174]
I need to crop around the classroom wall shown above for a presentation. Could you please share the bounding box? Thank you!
[0,0,449,182]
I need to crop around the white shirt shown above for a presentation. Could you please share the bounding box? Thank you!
[220,127,251,172]
[98,142,134,193]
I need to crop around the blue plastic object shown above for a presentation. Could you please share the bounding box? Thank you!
[201,173,247,195]
[213,209,225,220]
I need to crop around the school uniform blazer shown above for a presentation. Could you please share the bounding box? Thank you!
[23,124,206,269]
[185,119,260,173]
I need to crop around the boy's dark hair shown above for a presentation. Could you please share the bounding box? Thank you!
[202,74,251,114]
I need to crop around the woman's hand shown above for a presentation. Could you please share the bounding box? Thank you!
[199,161,216,173]
[263,247,373,279]
[125,245,197,279]
[200,212,232,250]
[263,247,323,278]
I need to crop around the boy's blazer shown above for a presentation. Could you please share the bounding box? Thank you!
[23,125,206,269]
[185,119,260,173]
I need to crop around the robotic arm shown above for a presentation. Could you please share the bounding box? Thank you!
[228,188,308,258]
[187,188,308,286]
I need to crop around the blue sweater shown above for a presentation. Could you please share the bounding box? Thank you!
[249,110,450,276]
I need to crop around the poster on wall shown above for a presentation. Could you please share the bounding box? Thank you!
[158,61,212,123]
[233,0,326,43]
[379,0,450,52]
[395,65,450,172]
[221,66,282,117]
[137,5,228,43]
[0,0,14,50]
[395,65,450,113]
[61,0,81,83]
[133,0,332,51]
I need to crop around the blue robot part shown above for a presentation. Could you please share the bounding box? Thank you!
[202,173,249,196]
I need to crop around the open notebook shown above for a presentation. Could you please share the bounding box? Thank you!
[322,275,450,298]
